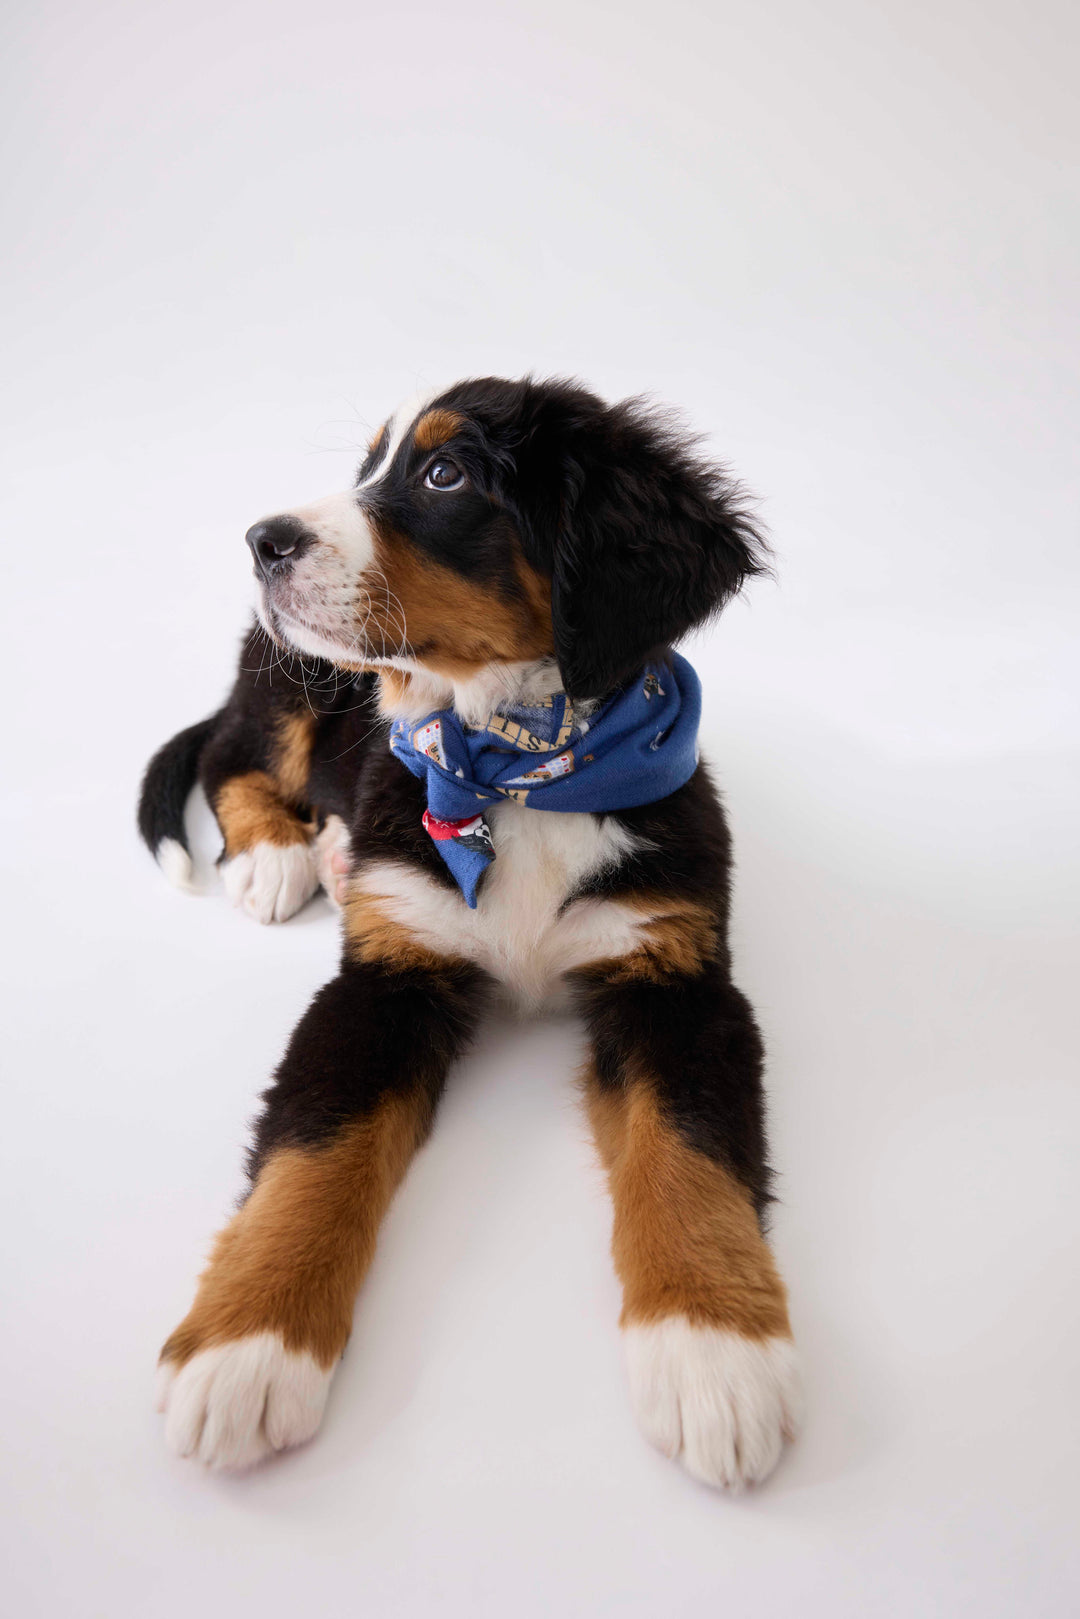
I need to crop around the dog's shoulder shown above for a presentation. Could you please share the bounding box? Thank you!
[570,763,732,915]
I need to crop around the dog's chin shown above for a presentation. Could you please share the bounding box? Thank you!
[257,595,374,670]
[253,595,288,649]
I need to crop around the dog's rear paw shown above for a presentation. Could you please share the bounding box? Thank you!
[313,814,352,909]
[623,1318,802,1490]
[222,842,318,923]
[156,1333,334,1470]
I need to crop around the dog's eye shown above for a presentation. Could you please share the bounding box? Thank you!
[424,459,465,492]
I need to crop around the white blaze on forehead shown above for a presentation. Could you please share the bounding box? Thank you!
[259,386,444,558]
[254,385,443,560]
[358,387,441,489]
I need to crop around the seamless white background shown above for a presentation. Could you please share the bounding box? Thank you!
[2,1,1078,1614]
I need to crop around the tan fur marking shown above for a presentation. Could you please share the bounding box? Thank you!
[273,710,316,802]
[343,887,468,974]
[160,1092,431,1371]
[375,669,414,714]
[586,898,719,982]
[514,551,556,640]
[368,528,553,673]
[368,422,387,457]
[214,772,311,857]
[413,408,465,453]
[586,1075,791,1338]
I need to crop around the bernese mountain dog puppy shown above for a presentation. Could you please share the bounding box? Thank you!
[139,376,801,1489]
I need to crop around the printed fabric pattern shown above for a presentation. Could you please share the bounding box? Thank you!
[387,653,702,907]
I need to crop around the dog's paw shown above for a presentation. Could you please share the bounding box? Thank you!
[623,1317,802,1490]
[222,842,319,923]
[313,814,352,910]
[156,1333,334,1470]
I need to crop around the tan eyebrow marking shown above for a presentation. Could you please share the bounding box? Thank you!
[413,408,465,454]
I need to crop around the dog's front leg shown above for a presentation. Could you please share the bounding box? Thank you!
[157,955,486,1468]
[578,963,801,1491]
[201,701,320,924]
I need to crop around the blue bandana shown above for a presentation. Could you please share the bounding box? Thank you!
[388,653,701,906]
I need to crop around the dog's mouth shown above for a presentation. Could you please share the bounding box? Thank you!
[257,596,294,650]
[256,589,324,651]
[255,542,416,670]
[258,590,389,671]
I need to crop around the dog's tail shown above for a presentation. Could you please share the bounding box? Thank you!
[137,711,223,891]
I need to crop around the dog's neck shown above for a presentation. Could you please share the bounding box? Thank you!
[374,657,567,730]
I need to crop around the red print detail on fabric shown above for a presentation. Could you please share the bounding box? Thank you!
[421,810,480,842]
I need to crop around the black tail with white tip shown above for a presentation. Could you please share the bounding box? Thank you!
[137,711,223,890]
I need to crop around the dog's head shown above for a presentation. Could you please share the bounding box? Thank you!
[247,377,767,714]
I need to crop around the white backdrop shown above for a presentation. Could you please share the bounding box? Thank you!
[2,1,1078,1615]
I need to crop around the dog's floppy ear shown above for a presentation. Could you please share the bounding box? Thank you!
[521,393,769,699]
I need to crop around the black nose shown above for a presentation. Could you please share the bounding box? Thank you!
[245,516,311,581]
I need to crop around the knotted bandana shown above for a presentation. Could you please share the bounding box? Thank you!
[388,654,701,907]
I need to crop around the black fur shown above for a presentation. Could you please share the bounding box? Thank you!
[249,958,488,1177]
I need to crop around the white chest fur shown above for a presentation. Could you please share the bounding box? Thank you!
[353,802,648,1009]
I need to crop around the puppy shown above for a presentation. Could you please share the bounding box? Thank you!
[139,376,801,1488]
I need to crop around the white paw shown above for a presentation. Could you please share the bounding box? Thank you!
[222,841,318,923]
[313,814,351,909]
[156,1333,334,1470]
[623,1318,802,1490]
